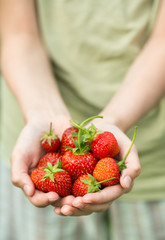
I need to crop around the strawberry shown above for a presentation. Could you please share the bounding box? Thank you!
[69,116,103,148]
[93,157,120,186]
[93,127,137,186]
[31,161,72,197]
[61,116,104,181]
[91,131,119,159]
[62,150,97,182]
[30,168,48,192]
[40,122,61,152]
[37,152,62,168]
[44,163,72,197]
[60,127,78,155]
[72,174,115,197]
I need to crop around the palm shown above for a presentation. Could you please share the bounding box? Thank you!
[53,119,141,216]
[11,117,71,207]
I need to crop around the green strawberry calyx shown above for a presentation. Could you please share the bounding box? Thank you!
[81,174,115,193]
[40,122,58,146]
[118,126,137,172]
[41,160,64,182]
[69,115,103,154]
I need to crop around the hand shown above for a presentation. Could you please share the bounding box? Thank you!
[53,119,141,216]
[11,114,71,207]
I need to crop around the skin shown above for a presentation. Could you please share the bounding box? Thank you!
[0,0,165,216]
[54,123,139,216]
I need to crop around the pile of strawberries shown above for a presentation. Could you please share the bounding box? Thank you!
[30,116,136,197]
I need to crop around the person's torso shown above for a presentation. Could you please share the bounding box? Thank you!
[1,0,164,200]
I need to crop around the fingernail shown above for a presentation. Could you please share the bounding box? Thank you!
[124,176,132,188]
[48,193,59,202]
[23,185,31,196]
[54,208,61,215]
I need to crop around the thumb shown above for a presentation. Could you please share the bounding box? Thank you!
[120,151,141,189]
[11,153,35,197]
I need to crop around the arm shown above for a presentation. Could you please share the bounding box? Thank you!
[53,1,165,216]
[0,0,70,125]
[100,0,165,132]
[0,0,71,206]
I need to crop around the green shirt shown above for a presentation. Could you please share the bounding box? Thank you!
[1,0,165,201]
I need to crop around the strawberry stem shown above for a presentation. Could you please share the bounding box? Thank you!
[41,161,64,182]
[40,122,58,146]
[70,116,103,153]
[97,177,116,185]
[118,126,137,171]
[81,174,116,193]
[78,116,103,153]
[79,116,103,128]
[49,122,53,135]
[69,121,83,130]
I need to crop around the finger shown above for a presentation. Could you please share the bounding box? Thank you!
[28,190,59,208]
[51,195,75,207]
[54,205,92,216]
[71,197,84,208]
[11,151,36,197]
[73,200,112,213]
[82,184,125,205]
[120,147,141,189]
[10,124,43,197]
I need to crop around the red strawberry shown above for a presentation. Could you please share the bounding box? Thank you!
[93,158,120,186]
[60,127,78,155]
[30,168,48,192]
[61,116,104,181]
[37,152,62,168]
[93,127,138,186]
[40,122,61,152]
[62,151,97,182]
[31,161,72,197]
[91,131,119,159]
[45,169,72,197]
[72,174,115,197]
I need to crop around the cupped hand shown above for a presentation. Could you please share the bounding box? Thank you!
[10,115,71,207]
[53,118,141,216]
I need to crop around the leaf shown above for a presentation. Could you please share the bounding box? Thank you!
[87,183,101,193]
[49,174,55,182]
[48,138,52,146]
[73,139,79,149]
[47,162,53,170]
[87,173,97,182]
[119,163,127,173]
[54,159,62,169]
[72,147,79,154]
[71,132,78,137]
[81,179,91,185]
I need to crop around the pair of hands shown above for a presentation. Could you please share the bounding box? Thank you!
[11,116,141,216]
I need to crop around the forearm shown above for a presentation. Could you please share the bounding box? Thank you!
[0,34,69,122]
[100,38,165,132]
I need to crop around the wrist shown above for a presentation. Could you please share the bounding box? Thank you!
[95,111,129,133]
[26,110,71,138]
[26,106,70,122]
[23,93,71,123]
